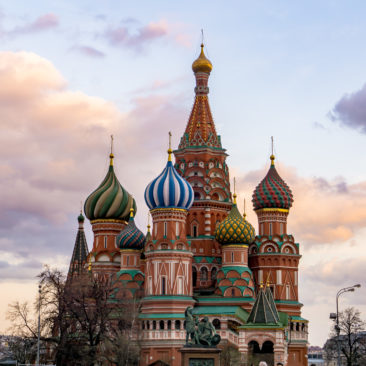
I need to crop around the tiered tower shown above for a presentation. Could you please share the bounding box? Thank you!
[174,44,231,290]
[84,148,136,276]
[67,212,89,279]
[113,208,146,299]
[140,138,195,364]
[249,153,307,364]
[214,192,256,298]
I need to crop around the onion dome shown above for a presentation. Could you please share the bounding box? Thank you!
[117,209,146,250]
[84,152,136,221]
[78,212,85,223]
[252,155,293,210]
[215,194,256,245]
[144,143,194,210]
[192,44,213,74]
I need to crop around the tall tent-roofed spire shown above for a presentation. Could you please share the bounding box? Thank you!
[178,42,222,150]
[247,285,280,324]
[68,211,89,278]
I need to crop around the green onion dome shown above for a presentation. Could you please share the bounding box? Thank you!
[215,195,256,245]
[117,209,146,250]
[252,155,293,210]
[84,153,136,221]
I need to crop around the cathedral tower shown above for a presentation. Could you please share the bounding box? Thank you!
[249,153,307,365]
[174,44,231,290]
[140,137,195,364]
[67,212,89,279]
[84,146,136,276]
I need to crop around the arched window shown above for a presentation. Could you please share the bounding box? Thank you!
[192,267,197,287]
[175,320,181,330]
[213,319,221,329]
[159,320,165,330]
[167,320,171,330]
[200,267,208,281]
[194,192,201,200]
[153,321,156,330]
[104,236,107,249]
[193,225,198,237]
[164,222,167,237]
[211,267,217,281]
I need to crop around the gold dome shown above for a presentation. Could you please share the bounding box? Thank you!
[192,44,213,74]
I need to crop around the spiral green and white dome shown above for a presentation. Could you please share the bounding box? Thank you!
[84,153,136,221]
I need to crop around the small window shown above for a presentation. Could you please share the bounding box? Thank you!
[286,285,290,300]
[280,223,284,235]
[200,267,208,281]
[104,236,107,249]
[148,276,152,295]
[153,321,156,330]
[231,252,234,263]
[164,222,167,237]
[162,277,166,295]
[175,320,181,330]
[177,276,183,295]
[212,319,221,329]
[126,256,129,266]
[193,225,198,237]
[269,223,273,236]
[176,222,179,236]
[160,320,165,330]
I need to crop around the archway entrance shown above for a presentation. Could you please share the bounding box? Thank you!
[247,340,274,366]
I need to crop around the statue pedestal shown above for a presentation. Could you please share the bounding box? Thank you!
[179,347,221,366]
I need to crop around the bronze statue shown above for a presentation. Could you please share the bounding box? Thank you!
[184,307,221,347]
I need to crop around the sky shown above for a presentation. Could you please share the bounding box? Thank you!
[0,0,366,347]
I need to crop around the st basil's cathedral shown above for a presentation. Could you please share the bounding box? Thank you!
[68,44,309,366]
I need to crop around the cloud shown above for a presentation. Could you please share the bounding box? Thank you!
[235,164,366,245]
[104,20,168,52]
[0,51,187,282]
[5,13,59,37]
[103,19,191,52]
[330,83,366,133]
[70,45,105,58]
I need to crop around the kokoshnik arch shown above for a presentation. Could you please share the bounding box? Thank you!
[68,44,309,366]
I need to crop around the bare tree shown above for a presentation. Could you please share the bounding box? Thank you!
[324,307,366,366]
[7,266,142,366]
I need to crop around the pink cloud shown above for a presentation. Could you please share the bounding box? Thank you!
[104,19,191,52]
[70,45,105,58]
[9,13,59,36]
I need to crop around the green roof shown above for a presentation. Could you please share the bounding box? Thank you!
[246,288,280,325]
[193,305,249,323]
[219,266,253,275]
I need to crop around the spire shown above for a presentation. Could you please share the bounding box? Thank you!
[178,40,221,150]
[233,177,237,204]
[167,131,172,162]
[68,212,89,277]
[247,287,280,324]
[110,134,114,166]
[243,198,246,220]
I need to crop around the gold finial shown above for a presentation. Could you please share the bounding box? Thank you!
[130,207,134,218]
[88,256,92,272]
[147,212,151,233]
[109,135,114,166]
[167,131,173,162]
[260,281,264,289]
[243,198,246,220]
[270,136,275,166]
[192,36,213,74]
[233,177,237,204]
[80,200,82,214]
[265,273,271,287]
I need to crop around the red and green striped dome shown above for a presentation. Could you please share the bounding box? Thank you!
[252,155,293,210]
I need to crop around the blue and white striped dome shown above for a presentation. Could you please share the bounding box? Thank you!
[144,157,194,210]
